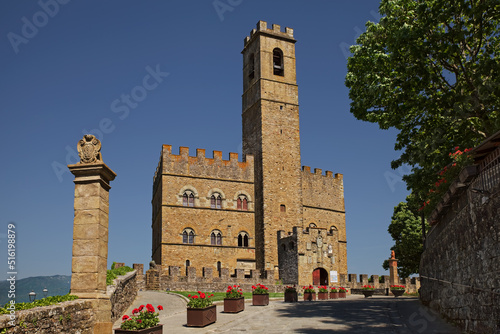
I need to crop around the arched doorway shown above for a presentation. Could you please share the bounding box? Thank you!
[312,268,328,285]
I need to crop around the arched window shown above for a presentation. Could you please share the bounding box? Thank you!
[210,230,222,245]
[273,48,284,76]
[182,190,195,207]
[211,193,222,209]
[280,204,286,213]
[238,232,249,247]
[186,260,190,276]
[237,195,248,211]
[182,228,195,244]
[289,241,295,250]
[329,225,338,235]
[249,53,255,79]
[309,223,317,228]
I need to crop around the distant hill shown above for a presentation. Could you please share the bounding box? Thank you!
[0,275,71,305]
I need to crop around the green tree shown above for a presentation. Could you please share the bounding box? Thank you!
[346,0,500,203]
[383,201,429,277]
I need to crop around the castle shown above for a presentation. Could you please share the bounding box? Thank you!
[151,21,347,286]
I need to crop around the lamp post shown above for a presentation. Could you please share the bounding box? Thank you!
[43,288,48,298]
[28,290,36,302]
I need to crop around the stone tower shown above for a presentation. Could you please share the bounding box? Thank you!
[242,21,303,275]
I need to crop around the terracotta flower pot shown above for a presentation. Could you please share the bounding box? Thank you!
[303,292,316,301]
[318,292,329,300]
[338,292,347,298]
[114,324,163,334]
[391,289,405,297]
[186,305,217,327]
[252,294,269,306]
[284,291,298,302]
[329,292,339,299]
[224,297,245,313]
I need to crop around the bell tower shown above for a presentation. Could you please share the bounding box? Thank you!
[242,21,303,276]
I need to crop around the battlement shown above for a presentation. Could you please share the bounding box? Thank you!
[243,20,295,47]
[153,145,254,186]
[301,166,343,180]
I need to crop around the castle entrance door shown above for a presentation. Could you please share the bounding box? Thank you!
[312,268,328,285]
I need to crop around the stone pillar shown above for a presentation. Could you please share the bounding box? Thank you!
[68,135,116,334]
[388,250,399,285]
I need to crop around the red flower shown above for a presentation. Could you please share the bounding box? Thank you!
[198,291,202,294]
[138,305,145,311]
[122,315,130,321]
[158,305,163,310]
[132,308,139,314]
[137,319,142,323]
[200,292,206,299]
[188,294,191,297]
[146,304,155,313]
[193,295,198,299]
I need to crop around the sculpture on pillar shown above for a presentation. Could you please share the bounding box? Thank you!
[388,250,399,285]
[77,134,102,163]
[69,135,116,333]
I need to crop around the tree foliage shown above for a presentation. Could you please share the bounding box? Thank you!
[382,201,429,277]
[346,0,500,201]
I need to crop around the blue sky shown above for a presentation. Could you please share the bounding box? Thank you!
[0,1,411,281]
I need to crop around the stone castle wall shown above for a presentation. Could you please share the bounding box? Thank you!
[420,167,500,333]
[108,270,137,323]
[152,146,256,276]
[278,226,347,286]
[301,168,347,276]
[0,300,95,334]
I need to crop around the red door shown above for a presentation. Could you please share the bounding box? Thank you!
[312,269,320,285]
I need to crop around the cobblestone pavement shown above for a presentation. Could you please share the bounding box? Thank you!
[113,291,463,333]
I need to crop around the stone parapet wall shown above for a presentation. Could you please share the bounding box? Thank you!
[154,145,254,186]
[108,270,137,322]
[0,300,95,333]
[342,274,420,294]
[144,265,280,292]
[420,181,500,333]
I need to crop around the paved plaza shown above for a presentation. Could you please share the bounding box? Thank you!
[113,291,462,333]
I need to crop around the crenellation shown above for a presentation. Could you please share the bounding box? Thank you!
[213,150,222,160]
[196,148,205,159]
[158,145,254,181]
[314,168,322,175]
[257,20,267,31]
[244,20,295,48]
[229,152,238,162]
[179,146,189,158]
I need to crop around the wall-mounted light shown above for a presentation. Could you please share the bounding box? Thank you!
[471,188,490,195]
